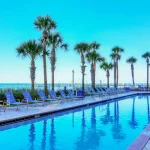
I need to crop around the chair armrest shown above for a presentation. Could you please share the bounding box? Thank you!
[24,98,29,102]
[38,98,44,101]
[0,101,6,106]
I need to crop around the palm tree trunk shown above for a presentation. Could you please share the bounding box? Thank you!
[30,59,36,92]
[81,53,85,90]
[114,60,117,88]
[106,70,110,88]
[116,60,119,88]
[147,60,149,90]
[91,63,95,88]
[43,43,48,95]
[131,64,135,86]
[50,48,56,90]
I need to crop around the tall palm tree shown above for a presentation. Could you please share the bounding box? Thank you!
[110,46,124,88]
[16,40,42,92]
[142,52,150,90]
[74,42,90,90]
[126,57,137,86]
[86,50,105,88]
[34,15,56,95]
[48,33,68,90]
[100,62,113,88]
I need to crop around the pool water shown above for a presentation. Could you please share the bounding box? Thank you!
[0,94,150,150]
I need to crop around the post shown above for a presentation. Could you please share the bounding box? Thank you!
[148,63,150,90]
[100,80,102,88]
[72,70,75,91]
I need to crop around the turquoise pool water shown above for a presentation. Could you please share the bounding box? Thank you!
[0,94,149,150]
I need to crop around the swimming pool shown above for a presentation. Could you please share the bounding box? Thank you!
[0,94,149,150]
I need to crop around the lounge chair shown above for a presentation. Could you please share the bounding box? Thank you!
[118,88,127,93]
[85,88,97,96]
[5,92,26,109]
[109,88,118,94]
[138,85,146,91]
[113,88,124,94]
[99,88,113,95]
[96,87,108,96]
[67,89,84,98]
[106,88,116,95]
[38,91,56,102]
[0,101,6,112]
[48,90,63,100]
[97,88,106,95]
[85,88,92,95]
[91,88,100,95]
[22,91,43,106]
[59,90,72,99]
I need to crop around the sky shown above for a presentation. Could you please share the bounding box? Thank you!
[0,0,150,84]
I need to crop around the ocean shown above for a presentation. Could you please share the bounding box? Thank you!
[0,83,146,90]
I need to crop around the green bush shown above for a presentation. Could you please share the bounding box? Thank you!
[0,93,5,101]
[0,89,81,102]
[0,89,40,101]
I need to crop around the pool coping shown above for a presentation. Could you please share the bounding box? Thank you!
[127,124,150,150]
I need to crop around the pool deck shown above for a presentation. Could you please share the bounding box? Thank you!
[0,91,150,149]
[0,91,138,124]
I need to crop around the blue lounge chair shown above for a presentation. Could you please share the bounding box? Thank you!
[106,88,116,95]
[59,90,72,99]
[96,88,107,95]
[94,87,107,96]
[0,102,5,112]
[109,88,118,94]
[138,85,146,91]
[48,90,63,100]
[99,88,113,95]
[22,91,43,106]
[67,89,84,98]
[85,88,92,95]
[113,88,124,94]
[85,88,97,96]
[90,88,99,95]
[5,92,26,109]
[38,91,56,102]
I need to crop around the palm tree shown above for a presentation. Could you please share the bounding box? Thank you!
[48,33,68,90]
[86,50,105,88]
[16,40,42,92]
[110,46,124,88]
[74,42,90,90]
[126,57,137,86]
[100,62,113,88]
[142,52,150,90]
[34,15,56,95]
